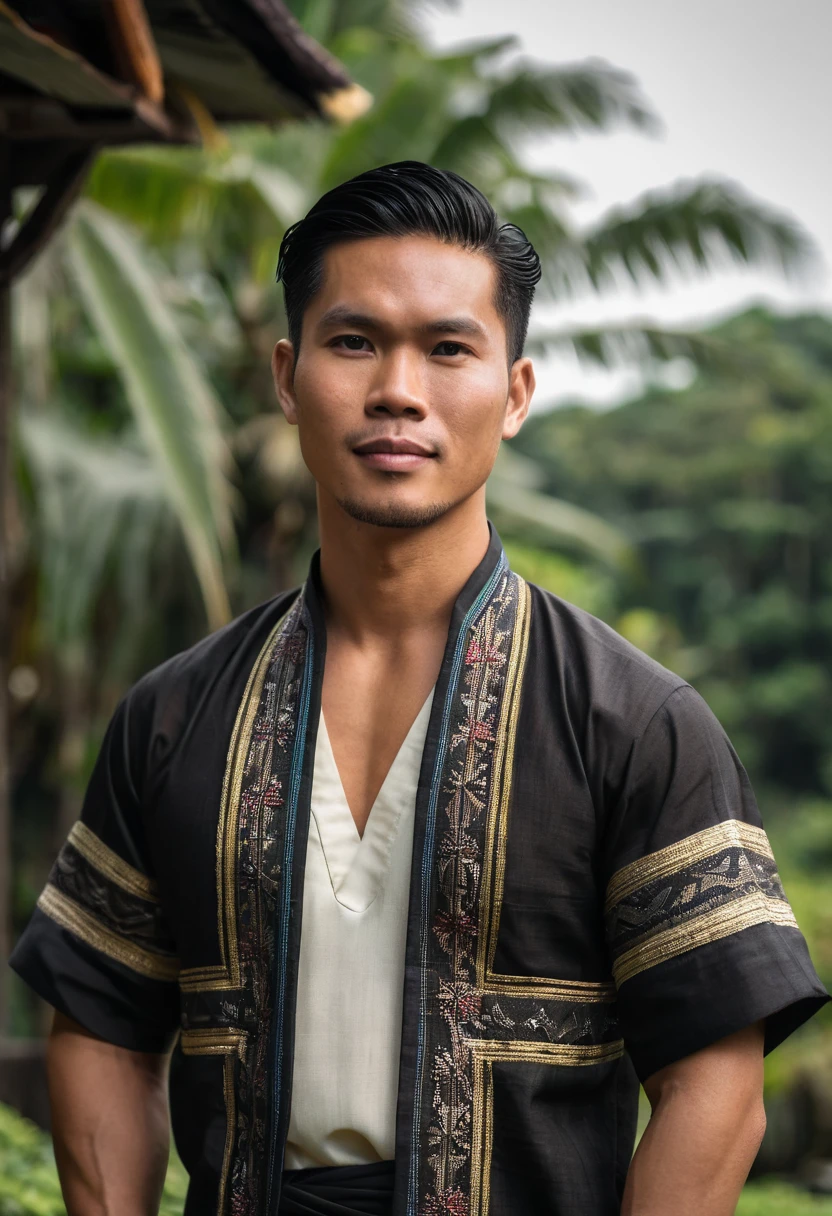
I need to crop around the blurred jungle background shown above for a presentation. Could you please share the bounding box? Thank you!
[2,0,832,1212]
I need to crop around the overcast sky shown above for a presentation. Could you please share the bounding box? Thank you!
[428,0,832,408]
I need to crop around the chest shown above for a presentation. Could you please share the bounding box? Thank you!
[320,633,445,836]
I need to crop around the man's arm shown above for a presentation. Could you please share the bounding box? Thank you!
[621,1022,766,1216]
[47,1011,171,1216]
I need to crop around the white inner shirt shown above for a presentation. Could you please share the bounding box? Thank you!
[284,686,435,1169]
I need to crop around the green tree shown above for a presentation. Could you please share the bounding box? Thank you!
[512,308,832,796]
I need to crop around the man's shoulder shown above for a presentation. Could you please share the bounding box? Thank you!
[525,580,689,736]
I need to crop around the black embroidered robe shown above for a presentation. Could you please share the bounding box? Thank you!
[11,526,829,1216]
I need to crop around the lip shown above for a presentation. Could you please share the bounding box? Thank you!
[352,436,437,471]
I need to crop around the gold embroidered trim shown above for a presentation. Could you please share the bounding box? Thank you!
[38,885,179,981]
[476,578,532,987]
[465,581,616,1008]
[178,964,231,990]
[220,1055,235,1216]
[179,601,298,993]
[469,1037,624,1216]
[482,975,617,1004]
[613,890,798,986]
[178,1029,246,1216]
[180,1027,247,1059]
[68,821,159,902]
[605,820,774,912]
[471,1053,495,1216]
[468,1038,625,1066]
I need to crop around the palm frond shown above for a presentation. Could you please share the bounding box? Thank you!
[85,146,305,242]
[20,413,170,652]
[579,178,813,293]
[527,322,736,371]
[434,36,520,75]
[85,146,221,239]
[481,59,658,139]
[66,202,236,630]
[430,115,584,203]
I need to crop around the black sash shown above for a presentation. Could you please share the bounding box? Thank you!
[279,1160,395,1215]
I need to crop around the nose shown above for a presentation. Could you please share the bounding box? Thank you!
[364,347,428,419]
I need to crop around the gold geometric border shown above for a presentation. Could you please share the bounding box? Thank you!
[179,601,298,993]
[469,1038,625,1216]
[473,579,614,1005]
[605,819,774,912]
[476,576,531,989]
[180,1026,247,1059]
[482,974,616,1004]
[68,821,159,902]
[613,890,798,986]
[179,1028,247,1216]
[38,884,179,981]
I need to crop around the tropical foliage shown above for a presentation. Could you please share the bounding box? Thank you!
[512,309,832,801]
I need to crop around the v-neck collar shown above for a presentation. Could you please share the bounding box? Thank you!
[311,686,435,912]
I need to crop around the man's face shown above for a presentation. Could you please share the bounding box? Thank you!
[272,234,534,529]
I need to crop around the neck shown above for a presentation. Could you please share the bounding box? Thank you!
[315,489,491,644]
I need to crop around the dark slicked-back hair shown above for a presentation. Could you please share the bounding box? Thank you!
[276,161,541,364]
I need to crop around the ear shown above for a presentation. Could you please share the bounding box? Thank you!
[272,339,299,425]
[502,357,535,440]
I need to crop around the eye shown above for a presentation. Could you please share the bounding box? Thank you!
[332,334,372,352]
[433,341,470,357]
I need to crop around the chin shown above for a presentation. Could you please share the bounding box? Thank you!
[336,495,455,530]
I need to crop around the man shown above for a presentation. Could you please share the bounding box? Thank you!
[11,161,828,1216]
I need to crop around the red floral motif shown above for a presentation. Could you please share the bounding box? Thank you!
[433,910,479,954]
[457,716,494,745]
[422,1188,469,1216]
[438,980,482,1025]
[262,775,283,808]
[465,637,505,666]
[274,632,306,663]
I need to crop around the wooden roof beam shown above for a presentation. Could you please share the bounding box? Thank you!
[105,0,164,104]
[0,146,94,283]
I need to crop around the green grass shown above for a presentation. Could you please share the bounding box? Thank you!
[0,1103,187,1216]
[738,1181,832,1215]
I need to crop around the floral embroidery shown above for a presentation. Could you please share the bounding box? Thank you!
[225,596,309,1216]
[413,571,620,1216]
[419,573,519,1214]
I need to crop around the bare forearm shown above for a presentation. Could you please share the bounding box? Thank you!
[622,1024,766,1216]
[47,1012,171,1216]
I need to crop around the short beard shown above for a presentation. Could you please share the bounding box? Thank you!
[336,494,454,530]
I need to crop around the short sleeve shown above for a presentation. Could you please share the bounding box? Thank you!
[604,684,829,1082]
[10,685,180,1052]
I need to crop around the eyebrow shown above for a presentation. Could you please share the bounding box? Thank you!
[316,306,488,342]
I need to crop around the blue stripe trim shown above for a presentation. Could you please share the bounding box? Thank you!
[407,556,508,1215]
[266,610,315,1210]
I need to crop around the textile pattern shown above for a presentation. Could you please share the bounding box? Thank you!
[412,570,622,1216]
[605,820,798,986]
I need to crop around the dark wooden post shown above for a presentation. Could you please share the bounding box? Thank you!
[0,144,12,1034]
